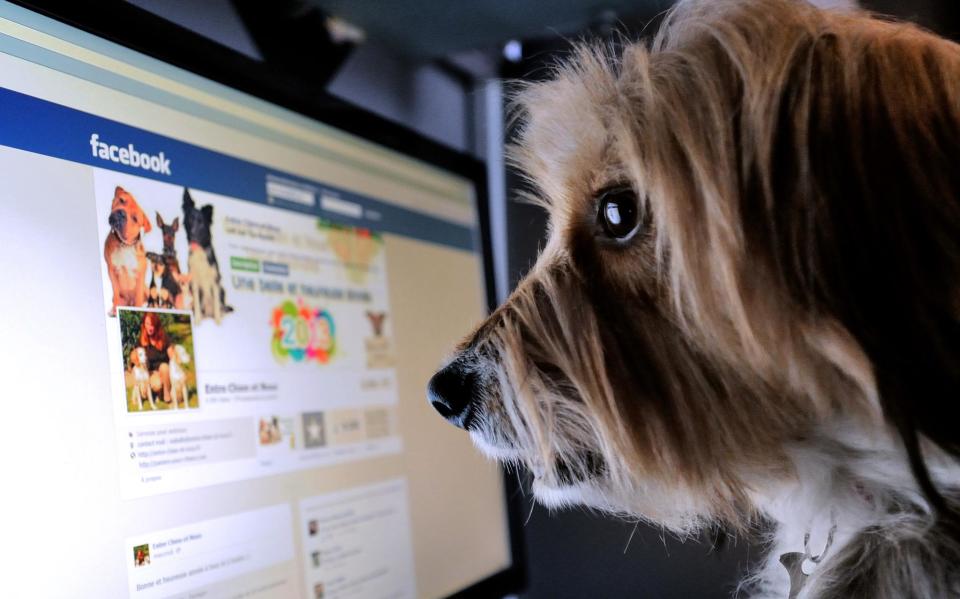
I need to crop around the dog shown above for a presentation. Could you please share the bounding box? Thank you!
[145,252,167,308]
[168,344,191,409]
[182,188,231,324]
[146,213,188,310]
[104,186,151,316]
[428,1,960,597]
[129,346,155,411]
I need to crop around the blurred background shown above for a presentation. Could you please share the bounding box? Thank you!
[126,1,960,596]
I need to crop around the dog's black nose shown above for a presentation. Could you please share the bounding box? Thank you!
[109,210,125,230]
[428,360,478,429]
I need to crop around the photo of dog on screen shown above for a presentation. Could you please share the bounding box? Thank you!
[99,178,232,325]
[119,309,197,412]
[103,186,152,317]
[145,212,189,311]
[182,188,233,324]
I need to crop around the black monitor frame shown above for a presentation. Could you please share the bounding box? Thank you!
[8,1,525,597]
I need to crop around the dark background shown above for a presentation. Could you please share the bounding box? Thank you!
[106,1,960,596]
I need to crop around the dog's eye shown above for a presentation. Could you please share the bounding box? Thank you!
[597,186,639,240]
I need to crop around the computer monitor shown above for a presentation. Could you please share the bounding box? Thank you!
[0,2,521,597]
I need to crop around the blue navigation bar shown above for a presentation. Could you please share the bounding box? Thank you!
[0,86,477,251]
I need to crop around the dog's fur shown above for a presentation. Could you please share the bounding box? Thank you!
[168,344,190,409]
[431,1,960,596]
[182,188,231,324]
[104,186,151,316]
[129,346,155,411]
[145,251,167,309]
[151,213,188,310]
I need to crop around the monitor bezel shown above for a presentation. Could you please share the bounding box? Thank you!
[7,1,526,597]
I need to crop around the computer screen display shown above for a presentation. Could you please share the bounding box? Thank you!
[0,4,512,598]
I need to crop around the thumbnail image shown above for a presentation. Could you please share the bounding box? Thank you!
[311,550,321,568]
[302,412,326,449]
[314,582,325,599]
[119,309,198,412]
[98,176,233,324]
[258,416,283,445]
[257,415,296,448]
[308,519,318,537]
[133,544,150,567]
[364,310,395,369]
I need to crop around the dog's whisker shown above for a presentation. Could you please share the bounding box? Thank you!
[623,520,641,554]
[524,497,537,527]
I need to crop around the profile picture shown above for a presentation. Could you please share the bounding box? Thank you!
[311,550,321,568]
[119,309,197,412]
[308,519,318,537]
[314,582,325,599]
[133,544,150,567]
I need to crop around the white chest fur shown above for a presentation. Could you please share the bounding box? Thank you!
[110,243,141,273]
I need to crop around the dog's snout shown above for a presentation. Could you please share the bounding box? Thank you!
[428,360,479,429]
[109,209,125,230]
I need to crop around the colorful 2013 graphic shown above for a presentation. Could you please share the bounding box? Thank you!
[271,300,336,364]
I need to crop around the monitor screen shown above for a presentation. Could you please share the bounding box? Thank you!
[0,4,512,598]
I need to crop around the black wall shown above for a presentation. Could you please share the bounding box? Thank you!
[862,0,960,40]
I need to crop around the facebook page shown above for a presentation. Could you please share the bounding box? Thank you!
[0,18,510,596]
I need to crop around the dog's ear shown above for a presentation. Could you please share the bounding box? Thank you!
[130,349,140,367]
[140,207,152,233]
[171,217,179,232]
[182,188,195,210]
[201,204,214,224]
[759,20,960,509]
[114,186,124,197]
[156,212,164,228]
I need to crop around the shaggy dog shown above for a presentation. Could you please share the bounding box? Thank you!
[427,0,960,597]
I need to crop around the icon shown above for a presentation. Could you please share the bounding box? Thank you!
[366,311,387,336]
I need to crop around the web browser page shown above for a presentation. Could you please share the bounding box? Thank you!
[0,5,510,598]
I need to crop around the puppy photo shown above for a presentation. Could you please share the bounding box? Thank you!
[429,1,960,597]
[182,188,232,324]
[104,186,151,316]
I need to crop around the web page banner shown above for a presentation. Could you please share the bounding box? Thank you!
[0,85,475,250]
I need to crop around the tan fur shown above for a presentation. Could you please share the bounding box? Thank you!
[104,186,151,316]
[437,0,960,595]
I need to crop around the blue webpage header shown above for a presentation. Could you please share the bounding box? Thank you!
[0,86,476,251]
